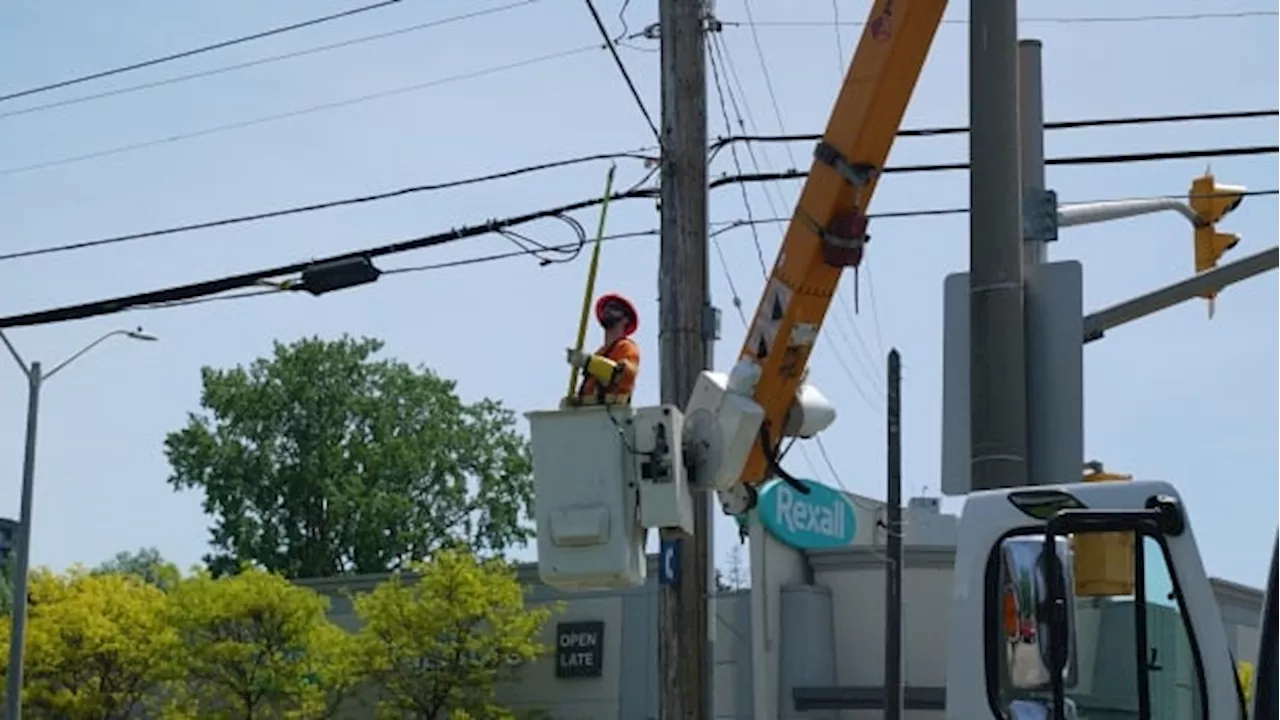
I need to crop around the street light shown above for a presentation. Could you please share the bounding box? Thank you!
[0,327,158,720]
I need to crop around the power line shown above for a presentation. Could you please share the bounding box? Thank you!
[582,0,661,142]
[6,186,1274,330]
[0,44,605,178]
[0,187,661,329]
[0,149,658,262]
[0,1,543,121]
[710,145,1279,189]
[5,143,1270,265]
[382,188,1280,275]
[709,109,1280,156]
[723,10,1279,29]
[0,0,406,104]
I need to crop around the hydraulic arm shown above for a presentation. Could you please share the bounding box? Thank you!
[734,0,948,490]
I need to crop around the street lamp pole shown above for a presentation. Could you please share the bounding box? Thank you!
[0,328,156,720]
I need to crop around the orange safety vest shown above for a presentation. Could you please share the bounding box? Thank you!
[578,337,640,405]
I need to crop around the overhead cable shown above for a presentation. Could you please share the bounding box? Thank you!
[709,109,1280,155]
[0,1,543,121]
[722,10,1279,29]
[0,0,406,104]
[582,0,661,142]
[0,44,605,178]
[3,187,1276,330]
[385,188,1280,275]
[0,149,658,262]
[710,145,1279,189]
[0,188,659,329]
[4,143,1269,264]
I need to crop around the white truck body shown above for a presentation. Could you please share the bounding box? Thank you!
[945,480,1275,719]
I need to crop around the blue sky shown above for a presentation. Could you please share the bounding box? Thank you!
[0,0,1274,587]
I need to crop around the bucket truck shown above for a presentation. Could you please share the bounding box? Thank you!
[522,0,1275,714]
[524,0,949,589]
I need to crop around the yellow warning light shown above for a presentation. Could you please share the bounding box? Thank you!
[1072,462,1136,597]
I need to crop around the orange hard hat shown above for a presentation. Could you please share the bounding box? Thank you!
[596,293,639,336]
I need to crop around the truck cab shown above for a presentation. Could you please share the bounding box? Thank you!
[946,480,1277,719]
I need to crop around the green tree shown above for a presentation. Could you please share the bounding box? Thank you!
[354,550,555,720]
[95,546,183,591]
[163,335,535,579]
[0,552,15,616]
[0,567,181,719]
[165,567,363,719]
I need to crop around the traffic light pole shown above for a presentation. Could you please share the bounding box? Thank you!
[1019,39,1050,271]
[968,0,1029,492]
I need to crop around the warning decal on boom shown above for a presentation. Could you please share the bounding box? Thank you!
[747,279,793,360]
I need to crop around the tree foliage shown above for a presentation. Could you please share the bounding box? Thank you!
[164,335,535,579]
[354,550,554,720]
[165,567,360,719]
[94,546,182,591]
[0,567,181,719]
[0,549,553,720]
[1237,659,1255,706]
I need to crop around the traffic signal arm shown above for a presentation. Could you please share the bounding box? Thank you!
[734,0,948,487]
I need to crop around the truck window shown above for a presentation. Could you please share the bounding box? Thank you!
[990,532,1208,719]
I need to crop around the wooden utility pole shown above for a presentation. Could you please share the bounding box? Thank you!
[657,0,712,718]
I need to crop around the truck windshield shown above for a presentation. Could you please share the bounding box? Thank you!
[988,530,1208,712]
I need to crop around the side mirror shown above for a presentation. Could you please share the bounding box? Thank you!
[996,535,1079,693]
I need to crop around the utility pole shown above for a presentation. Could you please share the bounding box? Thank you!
[968,0,1029,491]
[657,0,712,718]
[883,349,903,720]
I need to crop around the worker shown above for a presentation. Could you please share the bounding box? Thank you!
[566,292,641,406]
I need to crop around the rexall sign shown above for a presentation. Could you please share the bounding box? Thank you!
[756,479,857,550]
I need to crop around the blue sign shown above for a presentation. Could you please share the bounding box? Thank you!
[659,538,681,586]
[756,479,857,550]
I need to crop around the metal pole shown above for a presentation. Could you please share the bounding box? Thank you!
[968,0,1029,491]
[5,363,41,720]
[657,0,712,717]
[1083,246,1280,342]
[1019,39,1047,269]
[884,349,903,720]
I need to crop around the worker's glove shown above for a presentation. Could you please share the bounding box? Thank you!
[565,347,591,369]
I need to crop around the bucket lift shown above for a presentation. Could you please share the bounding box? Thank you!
[525,369,836,590]
[526,0,948,591]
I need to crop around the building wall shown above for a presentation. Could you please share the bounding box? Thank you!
[300,557,753,720]
[299,545,1264,719]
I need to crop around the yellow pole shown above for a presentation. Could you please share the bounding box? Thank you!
[567,164,618,400]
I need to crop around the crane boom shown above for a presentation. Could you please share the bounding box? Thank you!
[735,0,948,487]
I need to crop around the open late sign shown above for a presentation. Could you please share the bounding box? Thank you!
[555,621,604,679]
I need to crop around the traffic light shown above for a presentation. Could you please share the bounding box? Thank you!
[1189,171,1246,316]
[1073,461,1135,597]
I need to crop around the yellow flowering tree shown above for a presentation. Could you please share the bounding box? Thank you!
[0,567,181,719]
[354,550,555,720]
[1237,660,1255,706]
[165,567,366,719]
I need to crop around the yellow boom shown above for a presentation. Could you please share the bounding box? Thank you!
[736,0,948,486]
